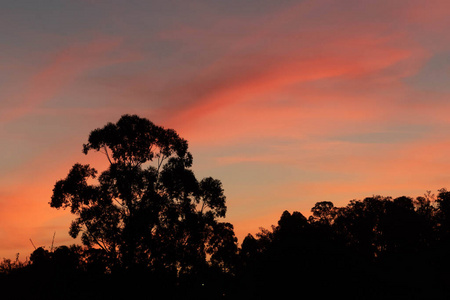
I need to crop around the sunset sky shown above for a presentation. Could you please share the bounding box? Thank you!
[2,0,450,259]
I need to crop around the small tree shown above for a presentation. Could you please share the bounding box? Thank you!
[50,115,236,273]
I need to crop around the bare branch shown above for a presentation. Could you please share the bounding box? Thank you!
[157,152,166,173]
[103,145,113,164]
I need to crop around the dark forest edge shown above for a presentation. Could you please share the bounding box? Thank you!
[3,191,450,299]
[2,115,450,299]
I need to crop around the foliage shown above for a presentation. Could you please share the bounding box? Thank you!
[237,191,450,298]
[0,253,28,274]
[49,115,236,274]
[5,189,450,298]
[5,115,450,298]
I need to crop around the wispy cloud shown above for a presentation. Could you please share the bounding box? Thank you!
[0,36,140,124]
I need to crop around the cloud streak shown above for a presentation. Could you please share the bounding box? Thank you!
[0,36,140,124]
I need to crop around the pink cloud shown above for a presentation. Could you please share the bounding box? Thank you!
[161,16,427,138]
[0,36,141,124]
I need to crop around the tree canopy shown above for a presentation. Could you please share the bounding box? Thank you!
[49,114,236,274]
[5,186,450,298]
[4,115,450,298]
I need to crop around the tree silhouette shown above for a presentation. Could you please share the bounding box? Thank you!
[234,192,450,299]
[6,130,450,299]
[49,115,236,277]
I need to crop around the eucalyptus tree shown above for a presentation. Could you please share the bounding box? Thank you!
[50,115,236,273]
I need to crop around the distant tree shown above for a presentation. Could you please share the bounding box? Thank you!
[333,195,436,260]
[29,247,51,267]
[415,190,436,218]
[0,253,27,274]
[49,115,236,274]
[333,196,391,258]
[436,188,450,230]
[29,245,83,272]
[310,201,336,225]
[236,196,449,298]
[237,209,352,298]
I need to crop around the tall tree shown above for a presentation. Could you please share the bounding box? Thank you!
[50,115,236,273]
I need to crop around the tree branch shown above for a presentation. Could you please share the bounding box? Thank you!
[103,146,113,164]
[201,201,206,214]
[157,153,166,173]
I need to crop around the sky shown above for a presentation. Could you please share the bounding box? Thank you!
[2,0,450,259]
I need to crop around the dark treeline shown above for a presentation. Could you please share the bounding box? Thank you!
[239,192,450,299]
[3,191,450,299]
[2,115,450,299]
